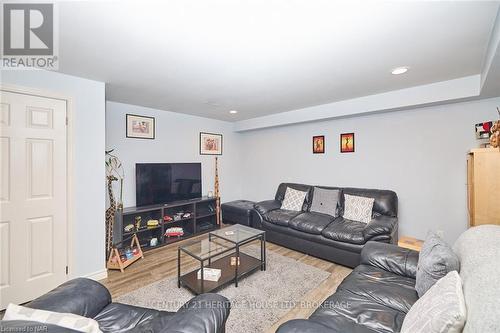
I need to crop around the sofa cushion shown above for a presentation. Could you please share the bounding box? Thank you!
[416,231,459,297]
[275,183,313,211]
[288,212,335,235]
[0,321,82,333]
[281,187,308,211]
[4,303,102,333]
[262,220,365,254]
[264,209,301,227]
[342,188,398,217]
[311,290,406,333]
[401,271,466,333]
[310,187,340,217]
[321,217,366,245]
[339,265,418,313]
[309,264,417,333]
[343,194,375,224]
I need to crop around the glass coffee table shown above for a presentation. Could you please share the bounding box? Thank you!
[178,224,266,294]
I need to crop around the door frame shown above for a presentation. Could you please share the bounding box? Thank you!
[0,83,75,280]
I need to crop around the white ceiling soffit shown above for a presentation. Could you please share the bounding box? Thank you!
[55,1,500,128]
[233,75,481,132]
[233,5,500,132]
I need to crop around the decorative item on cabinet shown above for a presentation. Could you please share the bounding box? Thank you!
[124,224,134,233]
[135,216,142,230]
[147,219,159,228]
[489,108,500,148]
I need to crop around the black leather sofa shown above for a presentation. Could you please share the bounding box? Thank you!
[277,241,419,333]
[0,278,230,333]
[253,183,398,267]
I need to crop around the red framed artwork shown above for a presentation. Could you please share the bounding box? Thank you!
[340,133,355,153]
[313,136,325,154]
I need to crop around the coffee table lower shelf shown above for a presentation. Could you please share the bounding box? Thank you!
[179,252,262,294]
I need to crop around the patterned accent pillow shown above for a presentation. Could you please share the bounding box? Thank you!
[342,194,375,223]
[401,271,466,333]
[281,187,308,211]
[310,187,340,217]
[4,303,103,333]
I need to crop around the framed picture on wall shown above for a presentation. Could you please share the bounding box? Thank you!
[126,114,155,139]
[313,135,325,154]
[200,132,223,155]
[340,133,355,153]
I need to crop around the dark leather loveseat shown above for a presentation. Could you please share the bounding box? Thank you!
[253,183,398,267]
[277,241,419,333]
[0,278,230,333]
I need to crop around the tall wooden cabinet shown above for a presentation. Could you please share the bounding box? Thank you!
[467,148,500,227]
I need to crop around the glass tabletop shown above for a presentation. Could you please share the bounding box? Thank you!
[209,224,265,244]
[180,237,233,260]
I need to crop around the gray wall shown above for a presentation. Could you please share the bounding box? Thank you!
[1,70,106,278]
[105,102,242,207]
[238,97,500,243]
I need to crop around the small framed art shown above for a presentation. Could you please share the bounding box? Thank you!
[200,132,223,155]
[126,114,155,139]
[313,136,325,154]
[340,133,355,153]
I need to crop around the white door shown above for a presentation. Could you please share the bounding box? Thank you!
[0,89,68,309]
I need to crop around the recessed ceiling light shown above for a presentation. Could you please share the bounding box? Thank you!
[229,110,238,114]
[391,67,409,75]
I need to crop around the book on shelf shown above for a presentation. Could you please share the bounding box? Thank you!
[197,268,221,281]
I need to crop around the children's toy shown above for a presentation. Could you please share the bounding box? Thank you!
[107,234,144,273]
[147,219,159,228]
[124,224,134,232]
[165,227,184,237]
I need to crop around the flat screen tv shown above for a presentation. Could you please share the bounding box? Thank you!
[136,163,202,206]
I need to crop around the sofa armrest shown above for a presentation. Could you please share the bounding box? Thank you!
[363,215,398,242]
[254,200,281,215]
[27,278,111,318]
[360,241,419,279]
[161,293,230,333]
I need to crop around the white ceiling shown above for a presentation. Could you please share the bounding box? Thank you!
[57,0,500,121]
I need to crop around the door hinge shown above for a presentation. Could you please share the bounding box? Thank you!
[65,117,68,125]
[65,266,69,275]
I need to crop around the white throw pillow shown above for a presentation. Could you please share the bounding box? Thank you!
[342,194,375,223]
[3,303,102,333]
[401,271,466,333]
[281,187,308,211]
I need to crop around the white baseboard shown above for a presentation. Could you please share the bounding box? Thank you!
[83,269,108,281]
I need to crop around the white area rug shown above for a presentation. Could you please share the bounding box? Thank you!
[117,248,331,333]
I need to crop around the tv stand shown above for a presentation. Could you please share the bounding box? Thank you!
[113,197,219,252]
